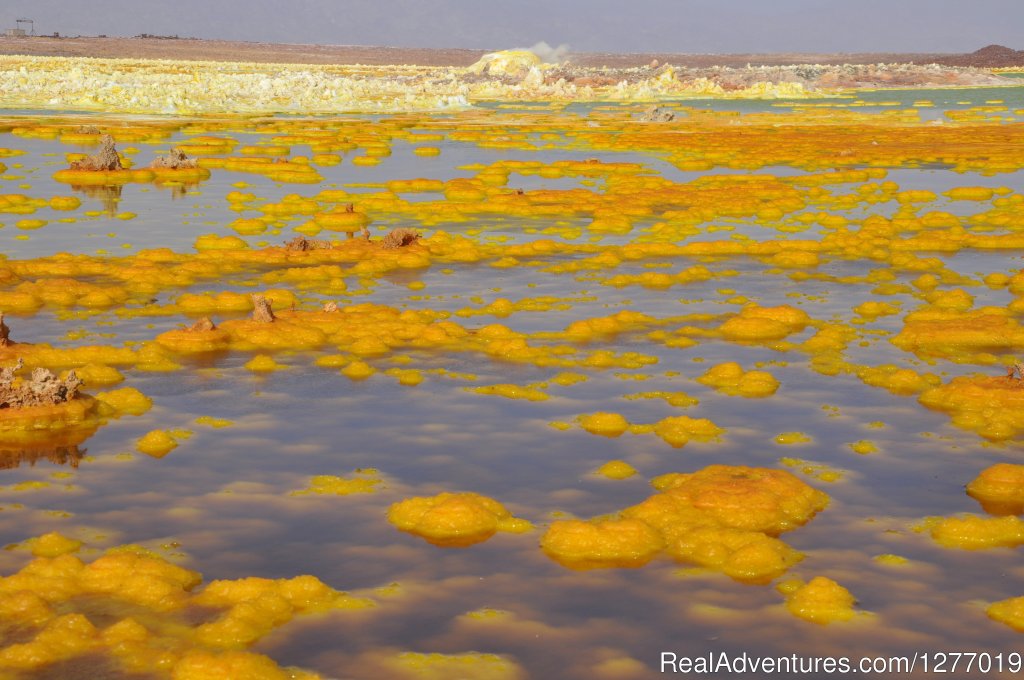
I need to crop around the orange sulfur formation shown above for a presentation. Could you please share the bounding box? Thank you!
[719,305,811,343]
[697,362,780,398]
[967,463,1024,514]
[919,375,1024,441]
[543,465,828,581]
[0,535,372,678]
[387,492,533,547]
[778,576,861,624]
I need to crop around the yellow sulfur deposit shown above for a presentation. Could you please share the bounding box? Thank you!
[848,440,878,455]
[19,531,83,557]
[719,304,811,342]
[0,397,100,446]
[541,518,665,569]
[135,429,179,458]
[857,365,940,396]
[778,457,844,483]
[892,311,1024,364]
[0,537,371,678]
[195,416,233,428]
[967,463,1024,514]
[648,466,829,534]
[578,412,630,437]
[652,415,724,448]
[387,492,532,547]
[72,363,124,386]
[778,576,860,624]
[244,354,286,372]
[596,460,638,479]
[988,597,1024,632]
[928,514,1024,549]
[774,431,812,445]
[697,362,780,397]
[155,324,231,354]
[93,387,152,417]
[545,465,827,581]
[919,375,1024,441]
[291,469,383,496]
[469,383,549,401]
[342,360,376,380]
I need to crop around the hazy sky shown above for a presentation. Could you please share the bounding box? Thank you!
[3,0,1021,54]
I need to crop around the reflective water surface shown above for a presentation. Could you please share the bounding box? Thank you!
[1,87,1024,679]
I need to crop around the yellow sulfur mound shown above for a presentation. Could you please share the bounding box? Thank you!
[857,364,940,396]
[0,396,100,446]
[20,531,83,558]
[697,362,779,397]
[171,650,321,680]
[541,518,665,569]
[95,387,152,416]
[669,526,802,582]
[929,514,1024,550]
[967,463,1024,514]
[0,538,370,678]
[987,596,1024,632]
[648,465,829,534]
[596,460,638,479]
[387,492,532,547]
[545,465,827,581]
[719,304,810,342]
[469,383,549,401]
[72,363,124,386]
[779,576,859,624]
[893,310,1024,362]
[244,354,286,372]
[155,325,231,354]
[919,375,1024,441]
[651,415,724,448]
[579,412,630,437]
[291,469,383,496]
[136,429,178,458]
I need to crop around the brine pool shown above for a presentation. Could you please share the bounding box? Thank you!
[1,86,1024,679]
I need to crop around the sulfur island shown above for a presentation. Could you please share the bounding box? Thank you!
[0,40,1023,679]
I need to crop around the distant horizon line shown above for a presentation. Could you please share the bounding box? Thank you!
[2,33,1001,58]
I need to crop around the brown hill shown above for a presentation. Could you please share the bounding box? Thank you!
[928,44,1024,68]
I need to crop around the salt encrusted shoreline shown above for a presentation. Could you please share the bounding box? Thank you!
[0,50,1013,116]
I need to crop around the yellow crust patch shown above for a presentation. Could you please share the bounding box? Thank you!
[387,492,532,547]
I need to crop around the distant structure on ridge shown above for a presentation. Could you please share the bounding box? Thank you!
[5,18,35,37]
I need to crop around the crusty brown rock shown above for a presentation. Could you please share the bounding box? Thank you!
[149,147,198,169]
[69,134,123,171]
[251,294,275,323]
[638,105,675,122]
[323,301,339,312]
[0,360,83,409]
[284,236,333,251]
[381,228,421,249]
[187,317,216,332]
